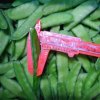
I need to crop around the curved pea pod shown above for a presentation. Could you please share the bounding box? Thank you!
[82,18,100,31]
[72,24,91,42]
[66,62,81,97]
[92,34,100,44]
[0,10,7,29]
[56,52,69,83]
[40,77,53,100]
[82,70,99,94]
[13,37,27,60]
[0,30,9,56]
[41,12,73,29]
[95,58,100,70]
[20,56,33,88]
[64,0,98,31]
[13,61,37,100]
[89,7,100,20]
[43,0,87,15]
[4,69,15,79]
[82,82,100,100]
[11,6,43,40]
[6,1,39,20]
[77,55,91,72]
[57,82,67,100]
[0,76,22,96]
[0,62,13,74]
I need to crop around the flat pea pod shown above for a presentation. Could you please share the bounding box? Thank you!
[11,6,43,40]
[56,52,69,83]
[92,34,100,44]
[82,82,100,100]
[0,62,13,74]
[0,30,9,56]
[57,82,67,100]
[41,12,73,29]
[72,24,91,42]
[43,0,87,15]
[13,61,37,100]
[40,77,53,100]
[0,10,7,29]
[6,1,39,20]
[82,70,99,94]
[95,58,100,70]
[89,6,100,20]
[0,76,22,96]
[66,62,81,97]
[82,18,100,31]
[13,37,27,60]
[20,56,33,88]
[77,55,91,72]
[64,0,98,31]
[4,69,15,79]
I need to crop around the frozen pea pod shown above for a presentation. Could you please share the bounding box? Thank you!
[0,62,13,74]
[20,56,33,88]
[13,61,37,100]
[64,0,98,31]
[43,0,87,15]
[41,11,73,29]
[40,77,53,100]
[0,30,9,56]
[11,6,43,40]
[72,24,91,42]
[77,55,91,72]
[0,10,7,29]
[0,76,22,96]
[66,62,81,97]
[6,1,39,20]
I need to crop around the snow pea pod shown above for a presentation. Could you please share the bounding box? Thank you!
[6,1,39,20]
[13,61,37,100]
[0,30,9,56]
[64,0,98,31]
[43,0,87,15]
[11,6,43,40]
[0,10,7,29]
[41,11,73,29]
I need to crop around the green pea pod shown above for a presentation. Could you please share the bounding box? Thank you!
[77,55,91,72]
[0,10,7,29]
[57,82,67,100]
[11,6,43,40]
[40,77,53,100]
[13,37,27,60]
[0,30,9,56]
[6,1,39,20]
[13,61,37,100]
[0,62,13,74]
[72,24,91,42]
[0,76,22,96]
[95,58,100,70]
[17,19,26,28]
[56,52,69,83]
[20,56,33,88]
[82,82,100,100]
[43,0,87,15]
[88,29,98,38]
[82,70,99,94]
[41,11,73,29]
[64,0,98,31]
[30,29,40,98]
[92,34,100,44]
[82,18,100,31]
[89,7,100,20]
[66,62,81,97]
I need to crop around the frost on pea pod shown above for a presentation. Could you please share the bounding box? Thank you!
[27,20,100,76]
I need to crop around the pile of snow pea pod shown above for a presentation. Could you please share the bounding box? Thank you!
[0,0,100,100]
